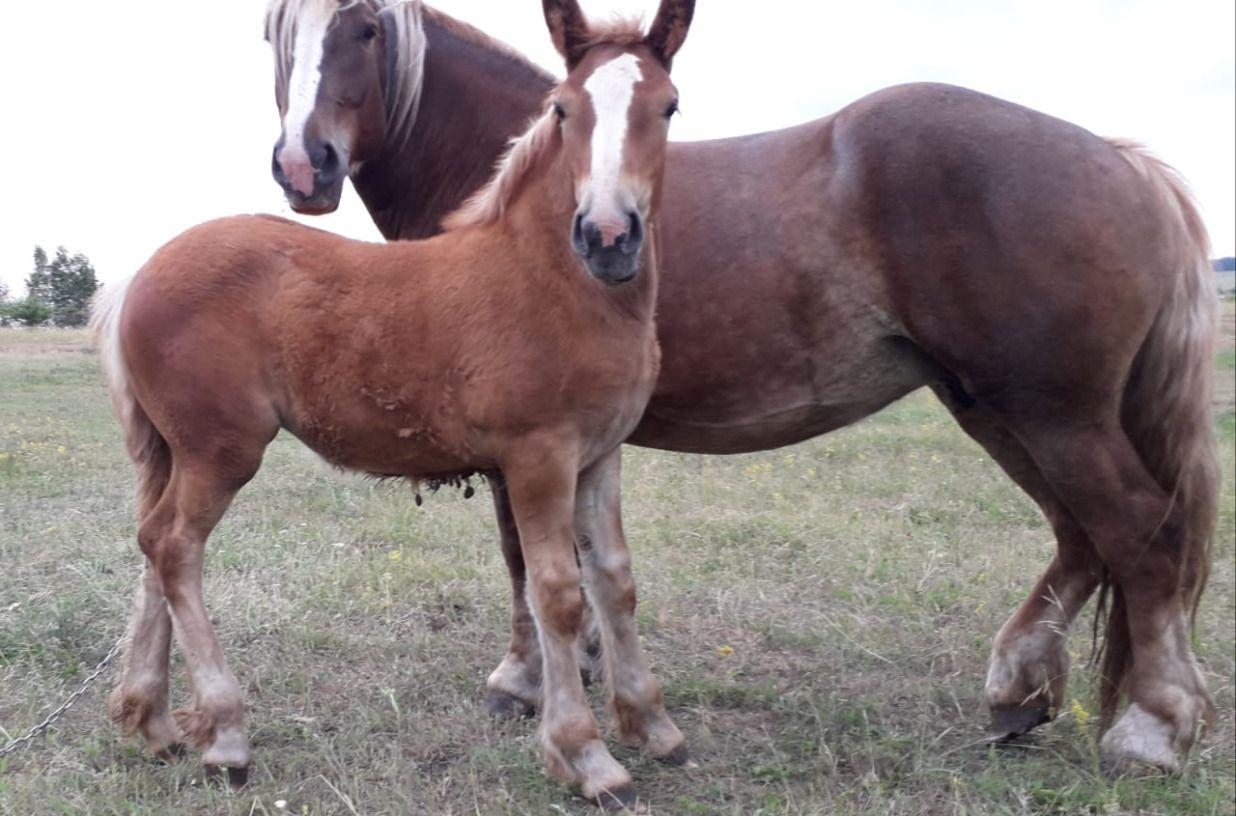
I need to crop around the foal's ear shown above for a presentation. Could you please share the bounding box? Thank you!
[646,0,695,69]
[543,0,591,69]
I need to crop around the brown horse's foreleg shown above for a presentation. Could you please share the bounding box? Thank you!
[504,446,635,809]
[139,462,257,787]
[1014,421,1213,772]
[108,564,181,760]
[934,392,1101,739]
[484,477,542,718]
[575,449,686,765]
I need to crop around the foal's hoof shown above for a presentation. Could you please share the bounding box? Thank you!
[155,742,188,764]
[656,743,693,767]
[594,783,641,812]
[985,704,1052,742]
[204,763,250,789]
[484,688,536,719]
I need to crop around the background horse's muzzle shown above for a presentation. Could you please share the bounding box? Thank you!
[271,136,346,215]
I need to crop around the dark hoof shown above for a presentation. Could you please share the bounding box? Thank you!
[985,704,1052,742]
[656,743,691,766]
[594,783,640,811]
[204,764,250,789]
[485,688,536,719]
[155,742,187,763]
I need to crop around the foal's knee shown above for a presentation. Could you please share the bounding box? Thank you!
[534,573,585,636]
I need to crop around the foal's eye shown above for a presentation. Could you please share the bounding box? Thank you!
[360,24,379,41]
[663,100,679,119]
[553,102,566,122]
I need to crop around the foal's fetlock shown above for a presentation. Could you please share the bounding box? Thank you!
[109,686,182,758]
[173,706,217,749]
[544,736,636,809]
[984,639,1068,741]
[485,653,542,719]
[613,699,687,764]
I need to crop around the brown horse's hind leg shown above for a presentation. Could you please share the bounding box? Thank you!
[503,444,635,809]
[933,390,1101,740]
[484,477,542,718]
[108,564,182,760]
[1011,419,1213,771]
[138,457,261,787]
[575,449,686,765]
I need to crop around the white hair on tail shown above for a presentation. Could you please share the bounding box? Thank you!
[89,275,136,429]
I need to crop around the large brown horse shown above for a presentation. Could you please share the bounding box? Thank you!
[266,0,1220,771]
[95,1,695,805]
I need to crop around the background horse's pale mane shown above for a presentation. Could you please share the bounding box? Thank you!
[441,108,559,231]
[264,0,426,158]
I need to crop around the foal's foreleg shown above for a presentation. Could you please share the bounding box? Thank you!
[504,448,636,809]
[108,563,181,759]
[575,449,686,764]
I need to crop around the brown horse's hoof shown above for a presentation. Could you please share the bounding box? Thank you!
[485,689,536,719]
[155,742,188,764]
[985,704,1052,742]
[204,763,250,789]
[594,783,640,811]
[656,743,692,766]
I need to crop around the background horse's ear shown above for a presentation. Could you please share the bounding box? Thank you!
[543,0,591,69]
[646,0,695,68]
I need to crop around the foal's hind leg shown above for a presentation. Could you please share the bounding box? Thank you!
[139,459,260,786]
[108,564,181,760]
[934,391,1101,739]
[1011,419,1213,771]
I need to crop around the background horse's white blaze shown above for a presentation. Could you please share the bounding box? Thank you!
[279,1,334,195]
[581,53,643,243]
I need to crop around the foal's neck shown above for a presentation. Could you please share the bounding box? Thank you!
[353,13,555,241]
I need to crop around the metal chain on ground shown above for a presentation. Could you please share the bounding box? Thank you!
[0,633,127,761]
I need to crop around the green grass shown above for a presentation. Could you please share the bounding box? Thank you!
[0,325,1233,816]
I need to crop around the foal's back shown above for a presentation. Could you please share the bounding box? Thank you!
[120,214,655,479]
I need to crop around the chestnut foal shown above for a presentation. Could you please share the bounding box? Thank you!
[94,1,694,805]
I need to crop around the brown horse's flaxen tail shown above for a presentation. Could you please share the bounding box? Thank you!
[1097,140,1221,726]
[90,278,172,520]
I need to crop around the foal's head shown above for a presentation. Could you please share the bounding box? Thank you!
[545,0,694,284]
[266,0,400,214]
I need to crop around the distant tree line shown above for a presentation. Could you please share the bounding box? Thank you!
[1214,257,1236,272]
[0,246,99,327]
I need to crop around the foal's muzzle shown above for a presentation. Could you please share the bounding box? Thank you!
[571,209,644,285]
[271,135,347,215]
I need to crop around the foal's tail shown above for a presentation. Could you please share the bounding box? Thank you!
[1098,140,1220,725]
[90,277,172,519]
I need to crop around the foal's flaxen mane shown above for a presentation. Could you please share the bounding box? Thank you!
[441,109,559,231]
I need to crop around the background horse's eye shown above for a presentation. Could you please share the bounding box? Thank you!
[553,102,566,122]
[360,24,378,41]
[664,100,679,119]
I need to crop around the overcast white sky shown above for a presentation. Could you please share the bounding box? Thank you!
[0,0,1232,293]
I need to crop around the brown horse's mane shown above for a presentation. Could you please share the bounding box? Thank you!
[441,16,646,232]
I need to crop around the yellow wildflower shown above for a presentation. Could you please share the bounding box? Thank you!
[1070,698,1092,727]
[717,645,734,657]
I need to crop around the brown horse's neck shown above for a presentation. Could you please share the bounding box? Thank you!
[353,12,555,241]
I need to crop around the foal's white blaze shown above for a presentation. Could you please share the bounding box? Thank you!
[279,3,334,195]
[581,53,643,244]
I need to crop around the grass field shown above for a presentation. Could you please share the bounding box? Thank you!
[0,309,1233,816]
